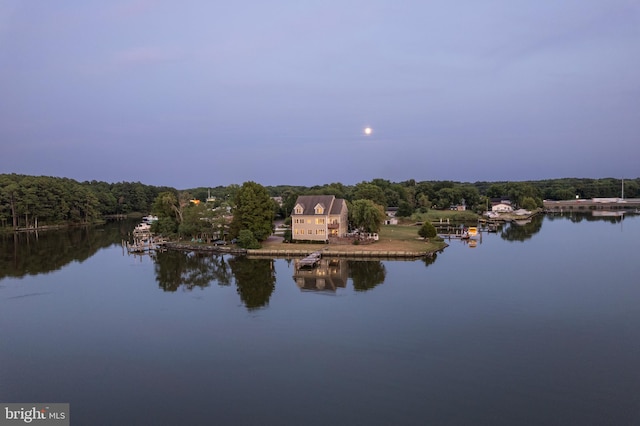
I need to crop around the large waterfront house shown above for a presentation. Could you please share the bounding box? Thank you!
[291,195,348,242]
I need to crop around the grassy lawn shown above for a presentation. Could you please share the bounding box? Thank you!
[404,210,479,224]
[261,224,446,254]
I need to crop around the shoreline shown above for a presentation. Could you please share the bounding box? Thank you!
[163,241,446,259]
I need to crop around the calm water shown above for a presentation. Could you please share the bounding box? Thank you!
[1,215,639,425]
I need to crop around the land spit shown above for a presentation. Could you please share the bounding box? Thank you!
[163,242,443,259]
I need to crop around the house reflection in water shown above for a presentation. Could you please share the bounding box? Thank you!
[293,258,348,292]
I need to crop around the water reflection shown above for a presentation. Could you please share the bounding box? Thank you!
[0,219,134,279]
[546,212,626,224]
[153,252,275,310]
[421,252,438,267]
[293,258,348,292]
[153,251,232,291]
[292,258,394,293]
[500,214,543,242]
[228,257,275,310]
[348,260,386,291]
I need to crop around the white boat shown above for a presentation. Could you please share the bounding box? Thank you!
[142,215,158,224]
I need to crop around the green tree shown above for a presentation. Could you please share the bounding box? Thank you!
[396,200,414,217]
[229,181,274,241]
[152,191,190,225]
[520,196,538,211]
[349,199,386,233]
[418,221,437,239]
[178,203,211,239]
[151,191,180,235]
[237,229,261,249]
[352,182,387,206]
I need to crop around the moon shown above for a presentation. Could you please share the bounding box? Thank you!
[364,127,373,135]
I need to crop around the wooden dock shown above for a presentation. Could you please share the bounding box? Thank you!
[123,234,167,254]
[296,251,323,269]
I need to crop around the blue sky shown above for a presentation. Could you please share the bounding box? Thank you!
[1,1,638,188]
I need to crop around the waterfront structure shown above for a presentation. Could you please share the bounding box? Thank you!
[291,195,348,242]
[543,198,640,212]
[384,207,398,225]
[491,202,513,213]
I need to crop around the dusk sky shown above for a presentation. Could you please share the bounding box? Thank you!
[1,1,638,188]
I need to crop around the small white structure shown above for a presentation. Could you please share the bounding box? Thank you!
[492,203,513,213]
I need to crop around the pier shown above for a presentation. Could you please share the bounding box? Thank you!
[123,230,167,254]
[543,198,640,213]
[295,251,323,269]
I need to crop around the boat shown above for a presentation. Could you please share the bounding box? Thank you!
[142,215,158,224]
[459,226,479,241]
[133,222,151,234]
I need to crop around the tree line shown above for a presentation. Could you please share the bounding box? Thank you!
[0,174,174,229]
[270,177,638,220]
[2,173,637,237]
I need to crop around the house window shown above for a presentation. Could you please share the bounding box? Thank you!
[307,229,312,235]
[294,206,303,214]
[307,219,311,224]
[314,204,324,214]
[315,229,325,235]
[316,218,325,225]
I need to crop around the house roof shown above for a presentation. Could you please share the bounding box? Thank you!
[329,198,346,215]
[293,195,346,215]
[490,197,511,204]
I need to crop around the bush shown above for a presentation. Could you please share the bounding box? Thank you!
[283,229,292,243]
[237,230,261,249]
[418,221,437,239]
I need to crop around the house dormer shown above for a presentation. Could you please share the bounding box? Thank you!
[294,204,304,215]
[314,203,325,215]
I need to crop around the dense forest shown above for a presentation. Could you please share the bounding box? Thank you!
[1,173,637,230]
[0,174,175,229]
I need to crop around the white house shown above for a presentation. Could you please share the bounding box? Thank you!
[492,202,513,213]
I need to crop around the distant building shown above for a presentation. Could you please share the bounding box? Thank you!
[449,198,467,211]
[384,207,399,225]
[291,195,348,242]
[492,202,513,213]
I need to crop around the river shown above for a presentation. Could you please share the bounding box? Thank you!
[1,214,639,425]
